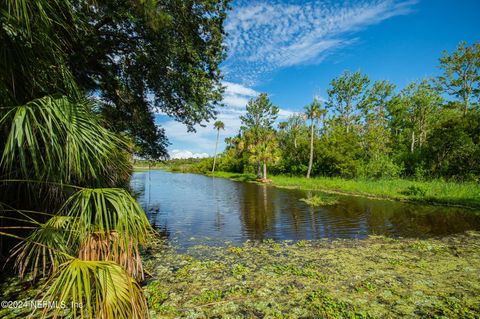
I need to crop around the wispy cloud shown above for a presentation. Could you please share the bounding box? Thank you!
[170,150,209,159]
[162,82,295,156]
[224,0,417,84]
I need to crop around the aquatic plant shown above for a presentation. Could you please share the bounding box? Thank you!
[300,194,339,206]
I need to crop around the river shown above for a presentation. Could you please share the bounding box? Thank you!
[131,170,480,247]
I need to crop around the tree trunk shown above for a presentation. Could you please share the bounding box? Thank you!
[306,120,314,178]
[263,161,267,180]
[464,94,469,116]
[212,129,219,173]
[410,131,415,153]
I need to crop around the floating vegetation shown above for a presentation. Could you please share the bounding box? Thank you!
[2,232,479,318]
[300,194,339,206]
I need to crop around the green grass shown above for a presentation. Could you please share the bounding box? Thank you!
[209,172,480,208]
[271,176,480,208]
[300,194,339,206]
[209,171,258,182]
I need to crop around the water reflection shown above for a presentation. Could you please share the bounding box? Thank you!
[131,170,480,247]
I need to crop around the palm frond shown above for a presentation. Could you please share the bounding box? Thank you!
[11,215,74,280]
[0,96,131,187]
[2,0,75,36]
[0,1,80,104]
[62,188,153,279]
[41,258,149,319]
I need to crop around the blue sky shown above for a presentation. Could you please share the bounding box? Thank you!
[157,0,480,159]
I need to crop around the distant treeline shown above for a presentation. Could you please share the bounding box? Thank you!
[193,42,480,181]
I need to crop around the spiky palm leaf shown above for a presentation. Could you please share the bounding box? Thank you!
[0,0,80,105]
[62,188,153,279]
[11,215,74,280]
[0,96,131,187]
[42,258,149,319]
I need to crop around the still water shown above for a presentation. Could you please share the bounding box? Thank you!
[131,170,480,246]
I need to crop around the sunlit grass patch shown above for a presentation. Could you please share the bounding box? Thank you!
[300,193,339,206]
[270,175,480,208]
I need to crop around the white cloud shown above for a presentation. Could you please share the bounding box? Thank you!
[223,81,258,96]
[170,150,210,159]
[224,0,417,83]
[161,82,295,155]
[222,81,259,109]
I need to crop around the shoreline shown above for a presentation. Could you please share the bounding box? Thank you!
[206,171,480,210]
[131,167,480,209]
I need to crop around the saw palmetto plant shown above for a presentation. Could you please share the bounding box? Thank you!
[8,188,153,319]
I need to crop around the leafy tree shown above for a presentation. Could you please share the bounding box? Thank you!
[67,0,229,159]
[360,80,400,177]
[277,115,309,175]
[403,80,443,153]
[212,120,225,173]
[317,126,363,178]
[326,71,370,133]
[422,110,480,179]
[281,114,305,149]
[437,42,480,115]
[240,93,279,178]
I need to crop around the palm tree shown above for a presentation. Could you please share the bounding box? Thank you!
[212,120,225,173]
[305,99,323,179]
[248,131,280,181]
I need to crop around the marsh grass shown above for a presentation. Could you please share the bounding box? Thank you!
[208,172,480,208]
[271,176,480,207]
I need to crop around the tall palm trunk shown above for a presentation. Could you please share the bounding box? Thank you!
[306,119,315,178]
[410,131,415,153]
[263,161,267,180]
[212,129,220,173]
[253,162,261,179]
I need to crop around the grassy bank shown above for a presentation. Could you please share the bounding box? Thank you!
[208,171,480,209]
[142,232,480,318]
[133,159,204,173]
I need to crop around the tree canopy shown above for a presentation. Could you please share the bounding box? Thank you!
[1,0,230,160]
[206,42,480,182]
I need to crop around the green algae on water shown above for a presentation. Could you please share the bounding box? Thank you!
[141,232,480,318]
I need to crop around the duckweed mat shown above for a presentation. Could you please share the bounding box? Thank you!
[143,233,480,318]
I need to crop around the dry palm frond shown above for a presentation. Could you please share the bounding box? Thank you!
[78,231,144,280]
[11,215,74,280]
[62,188,153,279]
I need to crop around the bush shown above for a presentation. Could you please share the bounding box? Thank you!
[401,185,427,197]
